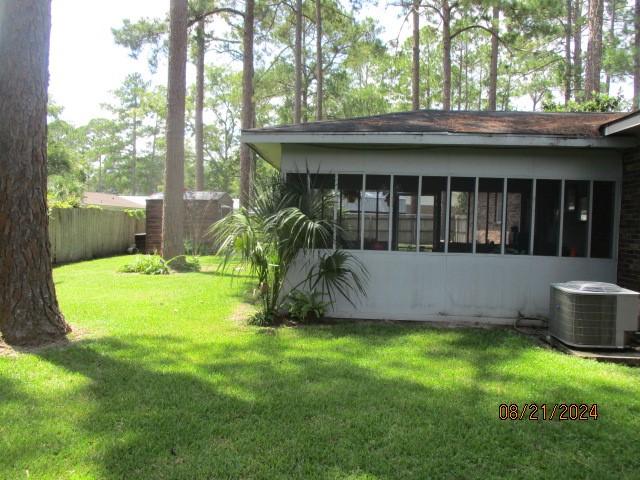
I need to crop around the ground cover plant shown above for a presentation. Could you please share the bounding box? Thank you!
[1,255,639,479]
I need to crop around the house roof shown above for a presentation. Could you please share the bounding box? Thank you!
[82,192,143,209]
[149,191,231,202]
[246,110,627,137]
[242,110,639,168]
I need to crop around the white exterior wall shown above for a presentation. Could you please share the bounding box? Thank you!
[282,144,623,323]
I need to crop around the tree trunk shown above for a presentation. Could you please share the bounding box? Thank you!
[635,0,640,109]
[605,0,615,94]
[162,0,187,260]
[294,0,302,123]
[315,0,323,120]
[240,0,255,207]
[132,106,138,195]
[488,6,499,111]
[442,0,452,111]
[573,0,583,100]
[0,0,71,346]
[564,0,573,105]
[195,18,205,191]
[585,0,604,99]
[411,0,420,110]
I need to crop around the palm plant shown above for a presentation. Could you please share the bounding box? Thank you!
[210,173,368,325]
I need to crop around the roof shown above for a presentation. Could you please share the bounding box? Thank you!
[149,191,231,201]
[242,110,639,168]
[246,110,627,137]
[119,195,149,207]
[82,192,143,209]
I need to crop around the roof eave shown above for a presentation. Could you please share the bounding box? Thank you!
[242,131,639,168]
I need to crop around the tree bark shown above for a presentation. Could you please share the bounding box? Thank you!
[240,0,255,207]
[132,104,138,194]
[162,0,187,260]
[294,0,303,123]
[605,0,615,94]
[635,0,640,108]
[195,18,205,191]
[573,0,583,100]
[0,0,71,346]
[585,0,604,99]
[488,5,499,111]
[315,0,323,120]
[411,0,420,111]
[564,0,573,105]
[442,0,452,111]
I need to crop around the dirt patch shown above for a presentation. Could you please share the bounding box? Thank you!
[0,326,93,357]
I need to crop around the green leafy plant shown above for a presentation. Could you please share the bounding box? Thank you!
[124,208,145,220]
[119,254,200,275]
[210,172,368,326]
[286,290,330,323]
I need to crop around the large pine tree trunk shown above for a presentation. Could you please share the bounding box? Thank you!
[488,6,499,111]
[132,105,138,194]
[411,0,420,111]
[315,0,323,120]
[635,0,640,108]
[162,0,187,260]
[573,0,583,100]
[195,18,205,191]
[240,0,255,207]
[294,0,303,123]
[442,0,452,111]
[585,0,604,99]
[564,0,573,105]
[0,0,71,346]
[605,0,615,93]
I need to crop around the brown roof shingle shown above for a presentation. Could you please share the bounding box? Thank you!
[246,110,628,138]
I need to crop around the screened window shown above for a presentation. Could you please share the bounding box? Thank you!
[391,176,419,251]
[449,177,475,253]
[591,181,615,259]
[338,174,362,250]
[534,180,561,256]
[476,178,504,254]
[420,177,447,252]
[309,173,336,248]
[562,180,590,257]
[363,175,390,250]
[505,179,533,255]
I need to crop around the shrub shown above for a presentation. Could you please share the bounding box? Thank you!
[286,290,329,323]
[119,255,201,275]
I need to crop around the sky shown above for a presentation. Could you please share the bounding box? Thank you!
[49,0,168,125]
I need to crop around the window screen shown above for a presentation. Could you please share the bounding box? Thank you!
[449,177,475,253]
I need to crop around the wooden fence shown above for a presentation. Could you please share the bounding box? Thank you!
[49,208,145,264]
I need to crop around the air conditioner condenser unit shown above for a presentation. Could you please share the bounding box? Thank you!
[549,282,640,349]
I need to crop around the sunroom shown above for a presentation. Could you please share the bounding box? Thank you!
[242,110,640,323]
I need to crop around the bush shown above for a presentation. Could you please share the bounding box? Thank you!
[119,255,201,275]
[286,290,329,323]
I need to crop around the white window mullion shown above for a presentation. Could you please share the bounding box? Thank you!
[472,177,479,254]
[445,177,451,253]
[558,180,565,257]
[416,176,422,253]
[530,179,537,255]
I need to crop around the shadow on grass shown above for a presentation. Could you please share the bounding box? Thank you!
[8,325,638,479]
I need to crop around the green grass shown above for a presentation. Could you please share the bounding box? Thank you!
[1,256,640,479]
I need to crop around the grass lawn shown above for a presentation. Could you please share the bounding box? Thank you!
[1,256,640,479]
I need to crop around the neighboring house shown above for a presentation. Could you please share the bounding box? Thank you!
[82,192,144,210]
[145,191,233,254]
[242,110,640,323]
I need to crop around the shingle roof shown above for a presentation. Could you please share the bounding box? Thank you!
[82,192,143,209]
[246,110,628,138]
[149,191,230,201]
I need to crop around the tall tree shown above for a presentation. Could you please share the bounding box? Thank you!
[412,0,420,110]
[442,0,452,110]
[316,0,324,119]
[585,0,604,99]
[195,18,206,190]
[240,0,255,206]
[294,0,303,123]
[162,0,188,260]
[573,0,583,99]
[564,0,573,104]
[635,0,640,108]
[0,0,71,345]
[488,5,500,111]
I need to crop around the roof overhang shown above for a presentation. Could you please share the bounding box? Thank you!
[602,111,640,136]
[242,131,640,168]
